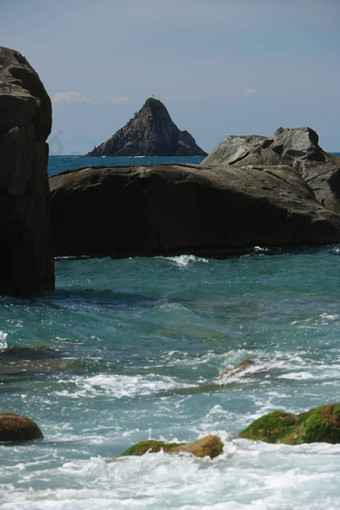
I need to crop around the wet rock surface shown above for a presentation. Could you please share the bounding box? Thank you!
[121,435,223,459]
[239,403,340,444]
[0,412,43,443]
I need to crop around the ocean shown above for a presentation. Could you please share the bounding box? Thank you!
[0,155,339,509]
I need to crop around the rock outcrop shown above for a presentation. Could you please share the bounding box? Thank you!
[203,127,340,215]
[214,359,255,380]
[0,47,54,295]
[0,412,43,442]
[121,435,223,459]
[50,159,340,258]
[239,403,340,444]
[85,97,207,157]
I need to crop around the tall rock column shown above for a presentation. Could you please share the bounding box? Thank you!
[0,47,54,295]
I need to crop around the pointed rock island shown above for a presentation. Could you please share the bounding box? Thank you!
[85,97,207,157]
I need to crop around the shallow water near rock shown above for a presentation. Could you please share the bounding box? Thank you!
[0,156,339,509]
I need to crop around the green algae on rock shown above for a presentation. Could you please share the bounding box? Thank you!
[239,403,340,444]
[121,435,223,459]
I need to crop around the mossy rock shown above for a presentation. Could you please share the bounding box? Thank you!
[239,403,340,444]
[121,435,223,459]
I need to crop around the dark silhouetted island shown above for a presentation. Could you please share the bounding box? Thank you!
[85,97,207,157]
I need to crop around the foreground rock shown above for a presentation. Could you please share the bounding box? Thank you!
[86,97,207,157]
[0,412,43,442]
[50,161,340,258]
[239,403,340,444]
[0,47,54,295]
[203,127,340,215]
[121,435,223,459]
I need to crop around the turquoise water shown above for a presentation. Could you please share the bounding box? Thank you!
[0,157,339,509]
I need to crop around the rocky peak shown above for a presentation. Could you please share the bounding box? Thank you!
[86,97,207,157]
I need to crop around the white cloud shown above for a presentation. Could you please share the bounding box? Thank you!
[242,88,258,96]
[52,91,93,104]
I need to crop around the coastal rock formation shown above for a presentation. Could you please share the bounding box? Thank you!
[214,359,255,380]
[85,98,207,157]
[239,403,340,444]
[0,412,43,442]
[50,160,340,258]
[203,127,340,214]
[0,47,54,295]
[121,435,223,459]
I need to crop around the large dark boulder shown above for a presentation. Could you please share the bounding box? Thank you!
[0,47,54,295]
[203,127,340,214]
[49,162,340,258]
[85,98,207,157]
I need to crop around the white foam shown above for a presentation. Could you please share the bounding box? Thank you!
[0,331,8,349]
[166,255,209,267]
[1,440,340,510]
[54,373,191,400]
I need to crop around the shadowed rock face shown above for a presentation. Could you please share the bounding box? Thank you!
[86,98,207,157]
[0,47,54,295]
[49,162,340,258]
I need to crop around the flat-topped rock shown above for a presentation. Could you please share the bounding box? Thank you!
[49,162,340,258]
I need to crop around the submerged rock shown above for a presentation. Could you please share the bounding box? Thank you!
[0,412,43,443]
[239,403,340,444]
[85,97,207,157]
[0,47,54,295]
[121,435,223,459]
[214,359,255,380]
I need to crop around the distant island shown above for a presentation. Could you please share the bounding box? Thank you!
[85,97,207,157]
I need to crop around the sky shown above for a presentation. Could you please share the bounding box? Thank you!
[1,0,340,155]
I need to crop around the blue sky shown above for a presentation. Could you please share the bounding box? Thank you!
[1,0,340,154]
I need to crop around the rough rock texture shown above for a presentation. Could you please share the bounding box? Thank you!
[86,98,207,157]
[0,412,43,442]
[202,127,340,214]
[239,403,340,444]
[121,435,223,459]
[0,47,54,295]
[50,161,340,258]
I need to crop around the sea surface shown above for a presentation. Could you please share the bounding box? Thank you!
[0,156,340,509]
